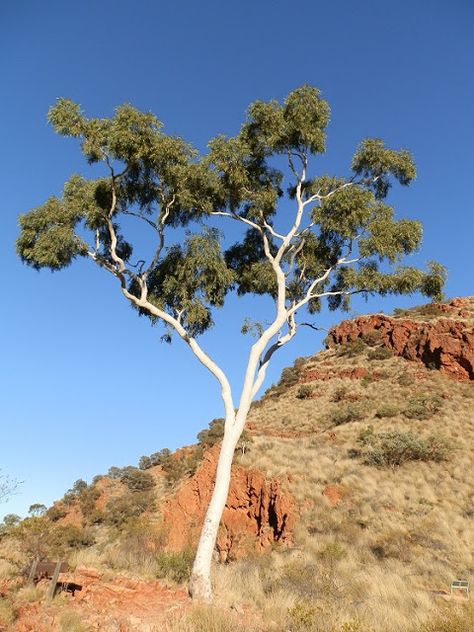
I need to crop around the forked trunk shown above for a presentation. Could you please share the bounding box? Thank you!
[188,413,242,601]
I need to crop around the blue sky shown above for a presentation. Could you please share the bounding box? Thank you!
[1,0,472,520]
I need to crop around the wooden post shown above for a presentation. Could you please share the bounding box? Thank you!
[26,559,38,587]
[46,560,62,602]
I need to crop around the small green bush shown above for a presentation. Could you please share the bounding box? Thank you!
[375,404,399,418]
[48,524,95,553]
[367,346,392,360]
[398,372,414,387]
[104,491,155,527]
[328,405,365,426]
[361,330,382,346]
[296,385,313,399]
[331,386,348,402]
[364,431,452,467]
[404,393,444,419]
[119,466,155,492]
[337,338,366,357]
[155,549,194,583]
[287,600,319,631]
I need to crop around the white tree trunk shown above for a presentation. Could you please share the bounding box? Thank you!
[188,410,244,601]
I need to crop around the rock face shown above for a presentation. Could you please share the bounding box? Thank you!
[162,445,296,561]
[328,298,474,381]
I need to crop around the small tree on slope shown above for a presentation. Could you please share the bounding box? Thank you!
[16,86,445,600]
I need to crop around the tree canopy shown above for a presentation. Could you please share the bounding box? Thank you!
[17,86,444,344]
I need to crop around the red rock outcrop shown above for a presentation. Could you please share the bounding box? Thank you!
[161,446,296,562]
[328,298,474,381]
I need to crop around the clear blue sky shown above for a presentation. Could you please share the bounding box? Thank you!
[1,0,472,520]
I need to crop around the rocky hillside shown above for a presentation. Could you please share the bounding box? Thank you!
[1,298,473,632]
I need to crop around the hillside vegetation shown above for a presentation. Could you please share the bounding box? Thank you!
[1,298,473,631]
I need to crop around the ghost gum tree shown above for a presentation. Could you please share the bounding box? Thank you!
[17,86,445,600]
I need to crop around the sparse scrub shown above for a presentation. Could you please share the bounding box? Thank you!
[361,330,382,346]
[331,386,348,402]
[367,345,392,360]
[398,372,414,387]
[375,403,399,418]
[296,385,314,400]
[363,431,452,467]
[155,549,194,583]
[337,338,366,357]
[328,404,365,426]
[404,393,444,419]
[104,490,155,526]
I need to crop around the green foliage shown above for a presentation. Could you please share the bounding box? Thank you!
[287,599,319,631]
[48,524,95,554]
[2,513,21,527]
[398,371,415,387]
[375,403,399,418]
[196,418,252,454]
[403,393,444,419]
[104,491,155,527]
[331,386,349,402]
[337,338,366,357]
[28,503,47,517]
[361,430,452,467]
[161,447,204,487]
[361,330,382,346]
[118,467,155,492]
[328,404,365,426]
[367,345,392,360]
[17,86,445,350]
[139,448,172,470]
[296,385,313,399]
[154,549,194,583]
[197,418,225,446]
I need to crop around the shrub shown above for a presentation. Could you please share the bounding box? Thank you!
[161,447,204,487]
[197,418,225,446]
[358,425,375,446]
[328,404,365,426]
[78,486,101,519]
[367,345,392,360]
[155,549,194,583]
[119,467,155,492]
[287,600,319,631]
[375,403,399,418]
[296,385,313,399]
[48,524,95,553]
[197,419,252,454]
[364,431,452,467]
[104,491,155,527]
[337,338,366,357]
[46,504,68,522]
[361,330,382,346]
[331,386,348,402]
[404,393,443,419]
[398,371,414,387]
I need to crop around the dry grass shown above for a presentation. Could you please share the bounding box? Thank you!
[238,345,474,631]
